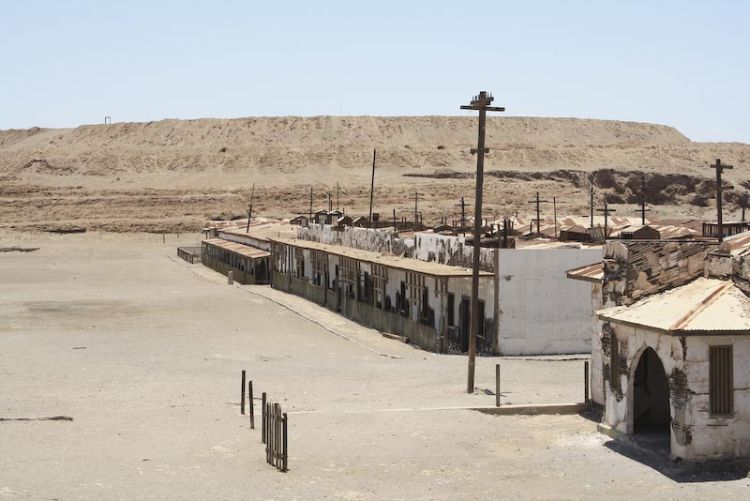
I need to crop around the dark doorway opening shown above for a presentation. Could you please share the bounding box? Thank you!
[632,347,671,452]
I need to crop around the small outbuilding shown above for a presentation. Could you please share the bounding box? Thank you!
[201,239,271,284]
[597,277,750,461]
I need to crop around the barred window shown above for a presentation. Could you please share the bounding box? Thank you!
[709,345,734,415]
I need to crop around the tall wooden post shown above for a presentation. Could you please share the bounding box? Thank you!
[413,191,423,224]
[589,186,594,228]
[455,197,469,236]
[241,370,246,415]
[597,200,616,238]
[369,149,376,224]
[527,192,549,236]
[309,187,313,221]
[460,91,505,393]
[553,196,558,239]
[711,158,733,242]
[246,182,255,233]
[639,174,651,225]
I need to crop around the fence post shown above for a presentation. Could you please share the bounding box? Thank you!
[241,370,246,415]
[495,363,501,407]
[584,360,590,404]
[282,412,288,472]
[274,403,281,468]
[261,392,267,443]
[249,380,255,429]
[228,270,234,285]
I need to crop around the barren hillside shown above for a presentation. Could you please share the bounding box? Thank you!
[1,116,749,232]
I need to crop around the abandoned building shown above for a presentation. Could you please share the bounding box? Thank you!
[570,233,750,461]
[198,221,601,355]
[598,277,750,461]
[269,236,496,353]
[201,238,271,285]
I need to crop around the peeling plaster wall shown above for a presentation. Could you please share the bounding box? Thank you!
[497,247,601,355]
[732,254,750,295]
[602,323,688,457]
[704,251,734,280]
[682,336,750,459]
[602,323,750,460]
[297,225,496,272]
[590,282,605,405]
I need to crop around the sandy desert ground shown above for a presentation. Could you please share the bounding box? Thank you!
[2,230,749,499]
[1,116,749,232]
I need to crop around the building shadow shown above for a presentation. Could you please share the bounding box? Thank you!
[602,437,750,482]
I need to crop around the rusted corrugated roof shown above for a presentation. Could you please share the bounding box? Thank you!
[724,232,750,256]
[203,239,271,259]
[566,262,603,282]
[219,223,297,242]
[608,224,699,240]
[597,277,750,335]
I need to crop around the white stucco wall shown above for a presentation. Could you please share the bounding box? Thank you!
[589,282,605,405]
[602,324,750,460]
[217,230,272,251]
[497,247,602,355]
[683,336,750,459]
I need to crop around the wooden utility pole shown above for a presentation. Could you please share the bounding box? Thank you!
[413,191,424,224]
[639,174,651,225]
[527,192,549,236]
[246,182,256,233]
[460,91,505,394]
[711,158,733,242]
[392,208,397,231]
[455,197,469,236]
[309,187,313,220]
[553,197,558,239]
[336,182,340,211]
[368,149,377,224]
[597,199,616,238]
[589,186,594,228]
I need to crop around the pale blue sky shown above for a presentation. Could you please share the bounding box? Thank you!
[1,1,748,142]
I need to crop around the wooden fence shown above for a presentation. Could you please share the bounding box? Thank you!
[177,246,202,264]
[262,399,288,472]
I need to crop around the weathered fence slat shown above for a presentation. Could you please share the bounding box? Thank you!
[262,398,289,472]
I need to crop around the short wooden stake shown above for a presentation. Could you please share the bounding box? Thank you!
[241,370,246,415]
[584,360,590,404]
[248,380,255,429]
[495,363,501,407]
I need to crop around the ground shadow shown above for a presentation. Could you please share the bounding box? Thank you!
[603,438,750,482]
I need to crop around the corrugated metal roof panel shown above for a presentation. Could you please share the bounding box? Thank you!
[566,262,604,282]
[597,277,750,335]
[203,239,271,259]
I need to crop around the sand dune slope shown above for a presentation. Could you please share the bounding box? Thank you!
[1,116,748,231]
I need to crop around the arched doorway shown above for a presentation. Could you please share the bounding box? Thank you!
[631,347,671,450]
